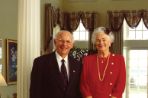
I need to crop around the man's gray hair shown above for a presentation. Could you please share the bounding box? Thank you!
[54,30,74,43]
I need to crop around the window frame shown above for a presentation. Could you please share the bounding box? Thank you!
[73,20,89,41]
[123,19,148,98]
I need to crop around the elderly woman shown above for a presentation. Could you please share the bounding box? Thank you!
[80,27,126,98]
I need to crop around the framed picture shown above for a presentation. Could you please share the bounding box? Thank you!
[6,39,17,84]
[0,39,2,72]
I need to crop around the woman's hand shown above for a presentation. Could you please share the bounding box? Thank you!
[86,96,93,98]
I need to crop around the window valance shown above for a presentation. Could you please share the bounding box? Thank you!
[108,10,148,32]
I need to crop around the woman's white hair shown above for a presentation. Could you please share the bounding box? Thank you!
[91,27,114,44]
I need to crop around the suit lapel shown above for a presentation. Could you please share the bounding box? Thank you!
[67,57,77,87]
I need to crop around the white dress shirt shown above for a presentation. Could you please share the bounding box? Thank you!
[55,52,69,79]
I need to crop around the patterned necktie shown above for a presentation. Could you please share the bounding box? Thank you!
[61,59,68,90]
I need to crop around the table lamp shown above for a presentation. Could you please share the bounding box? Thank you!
[0,73,7,86]
[0,73,7,98]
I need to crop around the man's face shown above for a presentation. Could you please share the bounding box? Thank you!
[54,32,73,58]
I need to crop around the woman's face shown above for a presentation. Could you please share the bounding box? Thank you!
[95,32,111,52]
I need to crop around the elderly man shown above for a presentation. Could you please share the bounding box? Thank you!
[30,30,82,98]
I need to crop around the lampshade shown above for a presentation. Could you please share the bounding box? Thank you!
[0,73,7,86]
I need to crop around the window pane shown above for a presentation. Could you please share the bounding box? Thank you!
[73,20,89,41]
[128,31,136,39]
[143,31,148,40]
[85,31,89,40]
[73,31,79,40]
[129,50,148,98]
[80,31,86,40]
[136,31,142,39]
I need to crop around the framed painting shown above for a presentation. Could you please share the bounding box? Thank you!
[0,39,2,72]
[6,39,17,84]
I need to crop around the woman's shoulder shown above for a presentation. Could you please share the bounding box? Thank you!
[83,54,97,60]
[110,53,124,59]
[111,53,123,56]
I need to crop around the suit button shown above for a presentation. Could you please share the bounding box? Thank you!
[111,62,114,65]
[110,72,112,75]
[109,94,112,96]
[110,83,112,85]
[112,54,115,56]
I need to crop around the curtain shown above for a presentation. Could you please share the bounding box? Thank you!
[109,30,123,54]
[124,10,142,28]
[142,10,148,28]
[44,4,58,54]
[108,9,148,54]
[59,12,81,32]
[108,11,124,32]
[108,11,124,54]
[58,12,69,30]
[81,12,98,50]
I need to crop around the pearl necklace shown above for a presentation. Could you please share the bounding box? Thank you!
[97,54,110,81]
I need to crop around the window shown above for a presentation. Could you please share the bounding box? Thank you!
[124,19,148,40]
[73,20,89,48]
[73,20,89,41]
[123,19,148,98]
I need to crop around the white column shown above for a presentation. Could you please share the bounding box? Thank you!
[17,0,40,98]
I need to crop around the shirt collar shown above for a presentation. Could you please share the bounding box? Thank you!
[55,52,68,62]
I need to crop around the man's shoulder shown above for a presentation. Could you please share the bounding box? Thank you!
[69,55,78,62]
[34,52,55,61]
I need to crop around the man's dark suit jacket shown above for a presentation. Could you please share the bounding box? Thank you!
[30,52,82,98]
